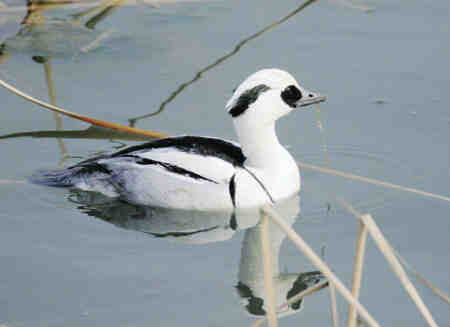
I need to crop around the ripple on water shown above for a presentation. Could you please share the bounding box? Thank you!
[17,179,75,212]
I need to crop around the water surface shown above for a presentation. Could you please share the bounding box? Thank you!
[1,0,449,326]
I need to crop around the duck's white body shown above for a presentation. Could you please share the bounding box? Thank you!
[32,69,325,210]
[108,136,299,210]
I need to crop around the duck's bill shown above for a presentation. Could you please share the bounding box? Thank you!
[295,95,327,108]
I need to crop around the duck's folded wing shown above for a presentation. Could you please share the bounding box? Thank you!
[107,136,245,183]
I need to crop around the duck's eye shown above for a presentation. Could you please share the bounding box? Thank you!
[281,85,302,107]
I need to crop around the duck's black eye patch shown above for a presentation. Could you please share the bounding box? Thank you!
[228,84,270,117]
[281,85,302,107]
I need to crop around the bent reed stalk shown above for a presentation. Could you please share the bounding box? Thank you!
[0,78,168,139]
[297,162,450,203]
[260,205,383,327]
[339,200,439,327]
[347,221,368,327]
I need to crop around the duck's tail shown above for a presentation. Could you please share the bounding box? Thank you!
[29,167,82,187]
[30,161,110,187]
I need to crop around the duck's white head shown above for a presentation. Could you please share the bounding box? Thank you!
[225,69,326,127]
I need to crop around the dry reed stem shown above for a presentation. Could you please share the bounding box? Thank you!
[260,205,382,327]
[332,0,374,13]
[347,221,368,327]
[0,0,155,13]
[260,212,278,327]
[298,162,450,203]
[0,78,169,139]
[251,280,329,327]
[329,282,340,327]
[339,200,439,327]
[394,251,450,305]
[315,103,329,167]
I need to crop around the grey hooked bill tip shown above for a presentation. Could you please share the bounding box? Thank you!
[296,95,327,108]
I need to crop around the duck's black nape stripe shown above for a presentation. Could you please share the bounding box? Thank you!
[130,156,218,184]
[228,84,270,117]
[243,167,275,204]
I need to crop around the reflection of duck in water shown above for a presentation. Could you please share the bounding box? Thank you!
[236,194,324,317]
[70,189,247,244]
[32,69,326,210]
[69,191,326,318]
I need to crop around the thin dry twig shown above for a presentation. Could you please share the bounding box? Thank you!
[0,78,169,139]
[261,205,382,327]
[315,103,329,167]
[339,199,439,327]
[329,282,340,327]
[347,221,368,327]
[298,162,450,203]
[330,0,374,13]
[394,248,450,305]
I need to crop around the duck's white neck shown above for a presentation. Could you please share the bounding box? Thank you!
[234,121,290,169]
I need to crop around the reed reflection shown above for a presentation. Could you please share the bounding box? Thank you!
[127,0,319,127]
[0,0,126,163]
[68,190,326,320]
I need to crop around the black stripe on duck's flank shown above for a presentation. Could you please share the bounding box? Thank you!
[112,136,246,167]
[130,156,218,184]
[228,84,271,118]
[229,173,237,207]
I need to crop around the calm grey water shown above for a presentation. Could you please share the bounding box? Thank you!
[0,0,449,326]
